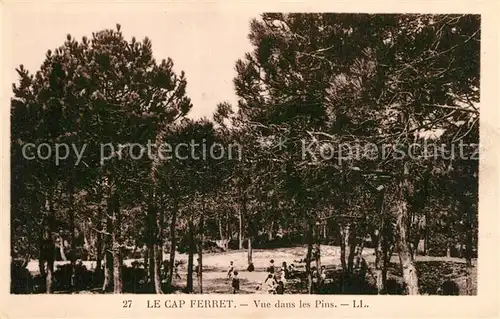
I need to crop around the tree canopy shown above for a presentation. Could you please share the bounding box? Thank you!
[11,14,479,296]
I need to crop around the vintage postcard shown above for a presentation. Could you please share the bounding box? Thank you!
[1,0,499,318]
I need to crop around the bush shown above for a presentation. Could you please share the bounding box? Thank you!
[385,278,405,294]
[251,232,305,249]
[416,261,466,295]
[53,262,92,291]
[228,239,240,250]
[11,259,33,294]
[426,233,449,256]
[122,265,148,293]
[247,263,255,272]
[439,280,460,295]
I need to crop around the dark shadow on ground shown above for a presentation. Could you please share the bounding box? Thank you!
[11,258,476,295]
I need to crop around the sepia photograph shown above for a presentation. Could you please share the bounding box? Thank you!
[8,8,481,298]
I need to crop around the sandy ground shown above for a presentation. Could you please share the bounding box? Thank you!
[26,245,472,274]
[26,245,352,274]
[25,245,353,293]
[24,245,476,294]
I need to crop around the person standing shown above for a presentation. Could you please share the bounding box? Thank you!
[279,265,287,285]
[281,262,289,279]
[276,280,285,294]
[227,261,234,279]
[288,263,296,278]
[231,271,240,294]
[264,273,277,294]
[267,259,275,274]
[319,265,327,292]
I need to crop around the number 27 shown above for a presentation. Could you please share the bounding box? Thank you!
[123,300,132,308]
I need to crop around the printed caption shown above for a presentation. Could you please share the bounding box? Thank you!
[122,299,370,309]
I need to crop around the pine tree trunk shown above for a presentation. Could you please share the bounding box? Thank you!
[268,221,274,241]
[240,188,248,251]
[464,199,474,295]
[238,208,243,250]
[143,246,149,279]
[186,218,194,293]
[315,242,321,271]
[382,240,391,288]
[407,211,414,259]
[226,211,231,243]
[339,223,349,273]
[83,223,91,258]
[102,204,113,292]
[153,244,163,293]
[145,204,154,286]
[247,237,253,265]
[305,219,314,294]
[95,205,103,278]
[157,202,165,292]
[112,194,123,293]
[347,232,357,274]
[395,217,419,294]
[166,199,178,288]
[148,248,155,286]
[314,225,321,270]
[242,191,252,265]
[131,244,138,260]
[149,126,168,290]
[355,238,365,269]
[374,229,384,294]
[112,246,122,293]
[35,199,46,278]
[424,209,429,256]
[197,214,204,294]
[38,244,46,278]
[69,181,76,290]
[42,196,55,294]
[58,235,67,261]
[394,163,419,295]
[46,258,54,294]
[382,235,390,291]
[374,190,387,294]
[148,193,163,294]
[218,215,224,241]
[465,238,473,295]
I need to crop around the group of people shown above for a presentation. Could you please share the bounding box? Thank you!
[227,261,240,293]
[312,265,328,291]
[225,259,330,294]
[226,259,290,294]
[264,260,287,294]
[259,259,296,294]
[271,261,328,293]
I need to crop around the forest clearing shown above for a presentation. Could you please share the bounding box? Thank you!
[17,246,476,295]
